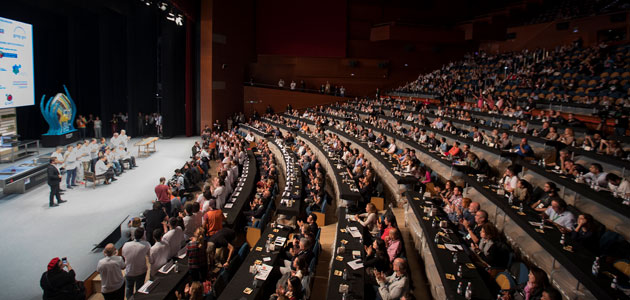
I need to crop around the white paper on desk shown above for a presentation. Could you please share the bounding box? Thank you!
[346,214,356,220]
[444,244,463,252]
[348,226,362,239]
[347,259,364,270]
[263,257,271,262]
[233,192,240,197]
[222,212,227,218]
[275,236,287,246]
[224,203,233,209]
[255,264,273,280]
[177,247,187,259]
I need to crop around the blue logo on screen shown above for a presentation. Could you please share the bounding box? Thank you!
[12,64,21,75]
[12,26,26,40]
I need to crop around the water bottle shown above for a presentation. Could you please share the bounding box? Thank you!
[508,193,514,205]
[457,265,463,278]
[434,233,440,244]
[265,238,270,253]
[465,282,472,300]
[343,268,348,280]
[560,234,565,246]
[539,217,545,231]
[432,218,437,228]
[457,282,463,295]
[519,202,524,213]
[174,260,179,273]
[452,253,458,264]
[592,257,600,276]
[611,277,617,290]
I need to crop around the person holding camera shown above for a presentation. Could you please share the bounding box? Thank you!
[40,257,85,300]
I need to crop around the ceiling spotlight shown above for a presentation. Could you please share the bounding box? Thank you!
[166,10,175,21]
[158,2,168,11]
[175,14,184,26]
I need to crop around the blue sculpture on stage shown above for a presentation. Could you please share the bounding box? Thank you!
[40,85,77,136]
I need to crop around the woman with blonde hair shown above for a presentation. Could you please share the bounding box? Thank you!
[355,203,379,236]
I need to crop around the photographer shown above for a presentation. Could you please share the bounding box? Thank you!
[40,257,85,300]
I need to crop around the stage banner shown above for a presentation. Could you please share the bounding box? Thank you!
[40,85,77,136]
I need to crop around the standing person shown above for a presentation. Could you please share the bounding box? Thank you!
[155,177,172,215]
[47,158,66,207]
[122,228,151,299]
[137,112,144,137]
[94,116,102,139]
[120,112,128,132]
[87,114,94,138]
[96,243,125,300]
[64,145,78,189]
[156,113,163,136]
[75,115,87,139]
[110,114,118,136]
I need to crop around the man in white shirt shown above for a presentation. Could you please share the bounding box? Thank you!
[106,149,122,175]
[75,142,91,184]
[290,80,296,90]
[583,163,608,187]
[502,166,519,193]
[245,132,255,143]
[376,258,409,300]
[116,146,137,169]
[119,130,131,150]
[606,173,630,196]
[64,145,78,189]
[149,229,170,279]
[122,228,152,299]
[544,198,575,231]
[162,218,185,258]
[95,156,116,184]
[110,133,121,149]
[96,243,125,300]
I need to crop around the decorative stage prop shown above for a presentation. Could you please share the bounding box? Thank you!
[40,85,79,147]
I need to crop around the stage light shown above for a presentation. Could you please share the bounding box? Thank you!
[175,14,184,26]
[166,10,175,21]
[158,2,168,11]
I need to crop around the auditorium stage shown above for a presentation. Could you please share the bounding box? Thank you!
[0,136,197,300]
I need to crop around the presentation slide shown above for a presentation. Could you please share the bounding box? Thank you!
[0,16,34,108]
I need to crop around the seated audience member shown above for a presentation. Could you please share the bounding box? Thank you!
[470,223,509,270]
[498,132,512,150]
[584,133,603,150]
[563,159,587,178]
[545,126,559,141]
[543,199,575,233]
[459,201,480,230]
[297,213,319,234]
[583,163,608,187]
[97,243,125,300]
[557,128,576,146]
[502,266,549,300]
[365,238,390,277]
[276,256,311,299]
[244,195,266,226]
[122,228,151,299]
[355,203,379,236]
[571,213,599,253]
[443,141,461,157]
[272,276,303,300]
[502,166,519,193]
[514,138,534,158]
[444,186,463,221]
[386,228,402,263]
[379,214,397,242]
[40,257,84,300]
[606,173,630,196]
[513,179,532,204]
[162,217,185,258]
[375,258,409,300]
[530,182,558,212]
[542,287,563,300]
[465,152,481,171]
[149,229,170,279]
[207,227,236,269]
[599,139,625,157]
[438,180,455,201]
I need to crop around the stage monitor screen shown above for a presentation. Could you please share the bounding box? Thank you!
[0,16,34,108]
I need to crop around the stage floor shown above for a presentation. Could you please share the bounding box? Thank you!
[0,136,197,300]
